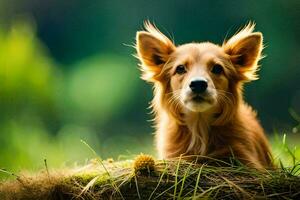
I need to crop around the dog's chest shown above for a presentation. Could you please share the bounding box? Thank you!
[185,114,210,155]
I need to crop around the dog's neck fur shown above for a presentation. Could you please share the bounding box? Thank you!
[153,82,241,159]
[155,102,228,159]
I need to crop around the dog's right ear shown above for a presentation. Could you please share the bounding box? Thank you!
[136,21,175,82]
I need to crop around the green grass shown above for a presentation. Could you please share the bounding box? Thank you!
[1,129,300,200]
[1,156,300,200]
[1,123,300,199]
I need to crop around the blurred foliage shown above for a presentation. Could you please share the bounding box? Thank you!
[0,21,59,123]
[62,54,139,124]
[0,0,299,179]
[0,21,153,179]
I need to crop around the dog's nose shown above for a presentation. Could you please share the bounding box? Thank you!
[189,79,208,93]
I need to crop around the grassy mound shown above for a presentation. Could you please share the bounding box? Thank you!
[1,155,300,200]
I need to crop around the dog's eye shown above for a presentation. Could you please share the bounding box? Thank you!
[175,65,186,75]
[211,64,224,75]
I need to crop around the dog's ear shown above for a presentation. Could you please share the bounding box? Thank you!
[223,23,263,81]
[136,21,175,82]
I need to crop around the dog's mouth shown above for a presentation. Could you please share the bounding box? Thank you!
[183,93,216,112]
[190,93,215,104]
[192,95,205,103]
[179,87,218,112]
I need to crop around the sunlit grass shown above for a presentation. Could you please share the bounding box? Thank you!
[271,111,300,171]
[0,119,299,180]
[1,154,300,199]
[1,120,300,199]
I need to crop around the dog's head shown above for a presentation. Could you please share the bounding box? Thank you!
[136,22,263,124]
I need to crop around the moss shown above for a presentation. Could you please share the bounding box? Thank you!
[1,158,300,199]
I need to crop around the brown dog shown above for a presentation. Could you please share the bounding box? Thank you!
[135,21,273,169]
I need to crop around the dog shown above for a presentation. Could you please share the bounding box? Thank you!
[135,21,273,169]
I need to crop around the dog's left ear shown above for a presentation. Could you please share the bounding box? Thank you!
[136,21,175,82]
[223,23,263,81]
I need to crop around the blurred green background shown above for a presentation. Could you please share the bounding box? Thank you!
[0,0,299,178]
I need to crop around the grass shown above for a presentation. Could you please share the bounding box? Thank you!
[1,122,300,199]
[1,154,300,200]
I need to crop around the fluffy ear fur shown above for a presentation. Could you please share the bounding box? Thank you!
[136,21,175,82]
[223,23,263,81]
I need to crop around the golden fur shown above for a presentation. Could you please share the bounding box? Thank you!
[135,21,273,169]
